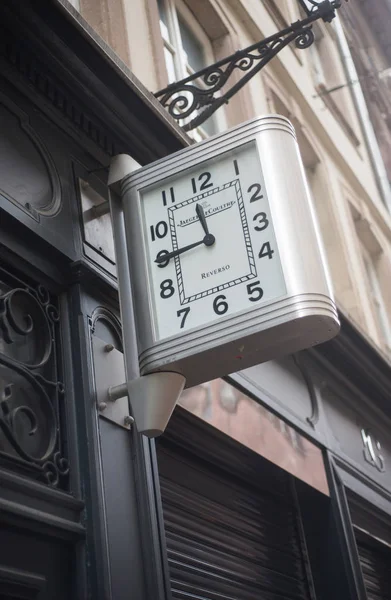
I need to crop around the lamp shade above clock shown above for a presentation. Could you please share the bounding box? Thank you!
[120,115,339,388]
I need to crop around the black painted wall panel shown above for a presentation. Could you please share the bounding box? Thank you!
[0,524,74,599]
[99,419,147,600]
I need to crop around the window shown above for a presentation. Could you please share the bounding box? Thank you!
[264,0,294,30]
[362,248,391,352]
[309,22,360,146]
[352,206,391,353]
[157,0,217,139]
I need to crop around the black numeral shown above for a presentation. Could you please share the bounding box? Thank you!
[160,279,175,299]
[247,280,264,302]
[162,187,175,206]
[177,307,190,328]
[156,250,170,268]
[248,183,263,202]
[253,212,269,231]
[213,294,228,315]
[191,172,213,193]
[258,242,274,260]
[150,221,168,241]
[233,159,239,176]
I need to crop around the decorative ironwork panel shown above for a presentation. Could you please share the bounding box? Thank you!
[155,0,344,131]
[0,265,68,489]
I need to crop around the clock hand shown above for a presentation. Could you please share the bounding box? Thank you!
[155,234,215,263]
[196,203,210,236]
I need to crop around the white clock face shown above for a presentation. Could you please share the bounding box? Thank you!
[140,142,286,341]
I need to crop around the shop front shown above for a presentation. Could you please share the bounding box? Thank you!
[0,2,391,599]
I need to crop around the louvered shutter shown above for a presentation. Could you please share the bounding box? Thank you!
[157,436,314,600]
[355,536,391,600]
[347,494,391,599]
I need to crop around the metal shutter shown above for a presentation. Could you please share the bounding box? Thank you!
[355,536,391,600]
[157,429,314,600]
[347,494,391,599]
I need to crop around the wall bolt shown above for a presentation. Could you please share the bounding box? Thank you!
[124,415,134,427]
[104,344,115,353]
[98,402,107,411]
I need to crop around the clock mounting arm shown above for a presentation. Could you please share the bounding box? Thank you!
[155,0,346,131]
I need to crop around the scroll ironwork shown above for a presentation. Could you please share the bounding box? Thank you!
[155,1,344,131]
[0,269,68,488]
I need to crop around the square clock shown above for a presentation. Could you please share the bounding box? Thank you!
[120,115,339,388]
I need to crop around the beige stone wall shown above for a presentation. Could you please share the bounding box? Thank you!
[77,0,391,360]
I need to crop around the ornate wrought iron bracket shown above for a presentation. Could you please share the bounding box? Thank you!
[155,0,345,131]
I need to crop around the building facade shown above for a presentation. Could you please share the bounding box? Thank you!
[341,0,391,207]
[0,0,391,599]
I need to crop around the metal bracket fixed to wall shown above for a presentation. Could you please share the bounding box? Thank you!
[90,154,142,218]
[92,199,110,218]
[93,336,132,429]
[93,335,185,436]
[108,154,141,192]
[107,372,186,438]
[91,154,185,437]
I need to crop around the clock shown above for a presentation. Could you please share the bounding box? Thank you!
[121,115,339,388]
[139,141,286,340]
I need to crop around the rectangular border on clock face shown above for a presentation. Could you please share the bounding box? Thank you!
[168,179,257,305]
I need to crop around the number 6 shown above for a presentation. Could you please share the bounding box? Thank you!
[213,295,228,315]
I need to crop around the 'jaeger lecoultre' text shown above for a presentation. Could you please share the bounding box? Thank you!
[178,201,235,227]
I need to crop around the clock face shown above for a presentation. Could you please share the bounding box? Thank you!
[140,142,286,341]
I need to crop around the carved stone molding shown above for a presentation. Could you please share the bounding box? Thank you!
[0,93,62,220]
[0,265,69,489]
[293,353,320,428]
[89,306,122,352]
[0,24,118,159]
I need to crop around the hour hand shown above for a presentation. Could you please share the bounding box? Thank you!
[196,203,210,236]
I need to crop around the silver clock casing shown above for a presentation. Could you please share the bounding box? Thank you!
[121,115,340,388]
